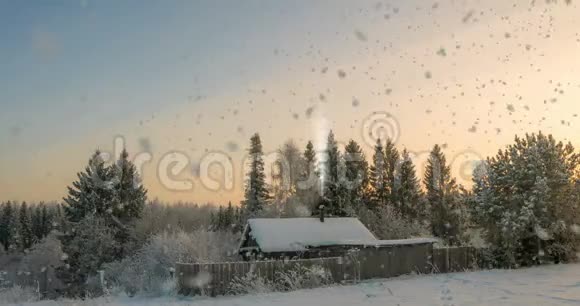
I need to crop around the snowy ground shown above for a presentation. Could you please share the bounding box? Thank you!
[12,263,580,306]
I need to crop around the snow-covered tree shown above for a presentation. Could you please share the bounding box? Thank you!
[41,204,52,237]
[111,149,147,222]
[32,204,43,241]
[59,150,149,292]
[369,139,388,209]
[343,140,369,212]
[424,144,463,245]
[278,140,305,196]
[63,150,116,222]
[303,141,317,177]
[18,202,34,251]
[57,217,118,297]
[322,131,348,216]
[298,141,321,213]
[0,201,16,251]
[242,133,270,217]
[32,203,54,242]
[384,138,400,206]
[472,132,580,267]
[395,149,423,220]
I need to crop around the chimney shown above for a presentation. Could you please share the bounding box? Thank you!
[319,204,325,223]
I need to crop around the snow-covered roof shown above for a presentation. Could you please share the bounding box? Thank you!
[242,217,436,253]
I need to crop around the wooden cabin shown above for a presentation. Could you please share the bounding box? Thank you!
[238,217,436,260]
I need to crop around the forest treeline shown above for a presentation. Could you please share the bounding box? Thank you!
[0,131,579,297]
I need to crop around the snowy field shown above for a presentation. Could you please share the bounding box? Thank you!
[11,264,580,306]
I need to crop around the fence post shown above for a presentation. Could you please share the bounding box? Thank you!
[445,247,450,272]
[41,267,48,298]
[98,270,105,294]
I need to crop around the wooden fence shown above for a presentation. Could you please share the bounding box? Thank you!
[176,256,359,296]
[0,266,64,299]
[432,246,479,273]
[176,246,479,296]
[357,243,434,279]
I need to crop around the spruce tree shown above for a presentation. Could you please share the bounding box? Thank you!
[299,141,321,213]
[63,150,116,222]
[41,204,52,236]
[396,149,422,219]
[18,202,34,251]
[111,149,147,221]
[242,133,270,217]
[234,206,244,232]
[64,149,147,223]
[209,211,217,231]
[225,202,235,230]
[322,130,345,216]
[0,201,15,251]
[217,206,225,230]
[472,132,580,266]
[32,204,44,241]
[384,138,400,207]
[56,217,118,297]
[369,139,388,208]
[424,144,462,245]
[344,140,369,213]
[303,141,317,176]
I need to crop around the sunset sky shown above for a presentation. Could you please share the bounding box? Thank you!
[1,0,579,204]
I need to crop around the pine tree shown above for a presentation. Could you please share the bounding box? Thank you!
[18,202,34,251]
[32,204,44,241]
[344,140,369,213]
[56,217,118,297]
[424,144,462,245]
[64,149,147,224]
[41,204,52,237]
[303,141,317,176]
[63,150,116,222]
[322,130,346,216]
[384,138,400,208]
[209,211,217,231]
[396,149,422,220]
[111,149,148,221]
[60,149,146,288]
[242,133,270,217]
[369,139,388,208]
[299,141,322,213]
[0,201,15,251]
[217,206,225,230]
[233,206,243,232]
[225,202,235,230]
[472,132,580,267]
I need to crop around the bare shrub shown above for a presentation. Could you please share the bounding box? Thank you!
[228,264,332,296]
[228,272,273,295]
[0,285,39,304]
[134,201,216,239]
[104,229,239,296]
[358,206,431,240]
[19,234,64,274]
[274,265,332,291]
